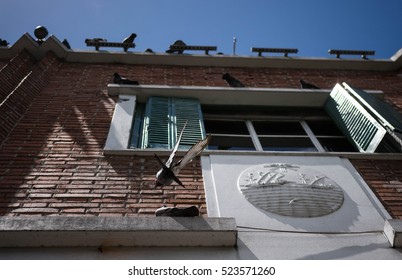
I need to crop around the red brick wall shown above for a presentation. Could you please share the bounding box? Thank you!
[120,65,402,113]
[0,54,206,217]
[0,49,401,217]
[0,51,60,145]
[0,51,35,102]
[351,160,402,219]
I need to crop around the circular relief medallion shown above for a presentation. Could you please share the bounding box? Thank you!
[238,163,344,218]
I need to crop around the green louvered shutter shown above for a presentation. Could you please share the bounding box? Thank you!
[141,96,205,149]
[172,98,205,148]
[142,96,171,148]
[325,83,386,153]
[343,83,402,134]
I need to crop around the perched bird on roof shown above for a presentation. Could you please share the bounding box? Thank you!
[154,121,211,188]
[155,205,199,217]
[0,38,9,46]
[85,38,107,43]
[122,33,137,44]
[222,73,245,87]
[113,73,139,85]
[300,79,320,89]
[166,40,186,54]
[62,39,71,49]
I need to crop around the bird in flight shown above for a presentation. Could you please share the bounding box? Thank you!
[154,122,211,188]
[113,73,139,85]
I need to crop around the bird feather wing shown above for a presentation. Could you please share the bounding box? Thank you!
[154,154,185,188]
[165,121,187,168]
[173,134,211,174]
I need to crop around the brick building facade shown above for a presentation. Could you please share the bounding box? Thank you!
[0,33,401,259]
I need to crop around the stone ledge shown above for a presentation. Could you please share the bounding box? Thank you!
[1,34,402,71]
[0,216,237,247]
[384,219,402,248]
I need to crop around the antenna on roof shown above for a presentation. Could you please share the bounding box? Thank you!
[233,37,237,55]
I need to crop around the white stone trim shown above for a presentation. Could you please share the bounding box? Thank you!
[103,95,136,153]
[108,84,333,108]
[384,219,402,248]
[201,154,392,233]
[0,216,237,247]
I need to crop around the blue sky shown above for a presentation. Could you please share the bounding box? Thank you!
[1,0,402,58]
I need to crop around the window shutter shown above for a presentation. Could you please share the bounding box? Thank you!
[343,83,402,133]
[325,83,386,153]
[141,96,205,149]
[172,98,205,148]
[142,96,171,148]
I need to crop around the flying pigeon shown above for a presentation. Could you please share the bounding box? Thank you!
[222,73,245,87]
[113,73,139,85]
[155,205,199,217]
[300,79,320,89]
[123,33,137,44]
[154,122,211,188]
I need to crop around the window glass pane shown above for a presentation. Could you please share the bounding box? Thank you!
[129,102,145,148]
[253,121,306,135]
[204,120,249,135]
[306,120,344,136]
[259,136,317,152]
[208,135,255,151]
[317,137,356,152]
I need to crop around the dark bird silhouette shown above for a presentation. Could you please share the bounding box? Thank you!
[62,39,71,49]
[154,122,211,188]
[0,38,9,46]
[113,73,139,85]
[155,205,199,217]
[166,40,186,54]
[300,79,320,89]
[85,38,107,43]
[222,73,245,87]
[122,33,137,44]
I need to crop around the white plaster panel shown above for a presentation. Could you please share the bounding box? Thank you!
[104,95,136,151]
[202,155,388,233]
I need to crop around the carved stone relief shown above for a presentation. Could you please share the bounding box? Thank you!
[238,163,344,218]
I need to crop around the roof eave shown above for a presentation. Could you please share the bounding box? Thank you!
[1,34,401,71]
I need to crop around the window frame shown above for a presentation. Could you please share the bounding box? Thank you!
[104,84,386,155]
[203,116,357,152]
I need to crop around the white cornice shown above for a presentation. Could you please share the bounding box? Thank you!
[108,84,332,107]
[1,33,402,71]
[107,84,383,107]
